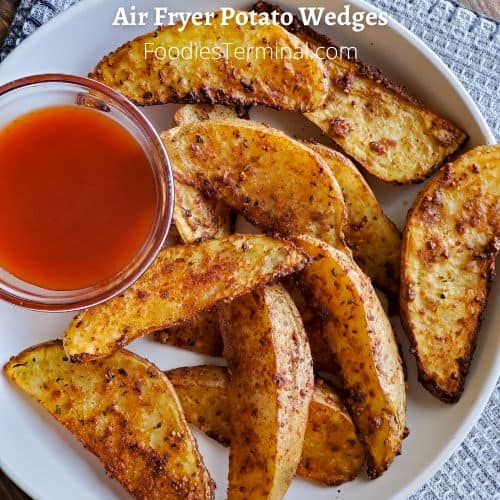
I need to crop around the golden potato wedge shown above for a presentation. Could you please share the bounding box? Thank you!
[295,236,406,478]
[305,141,401,297]
[154,313,223,356]
[400,145,500,402]
[162,118,348,250]
[90,12,327,111]
[167,366,365,486]
[218,284,314,499]
[5,341,214,499]
[282,276,338,375]
[173,104,248,126]
[253,2,467,183]
[64,235,309,362]
[172,104,237,244]
[173,180,232,243]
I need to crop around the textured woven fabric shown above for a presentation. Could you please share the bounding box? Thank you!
[0,0,499,498]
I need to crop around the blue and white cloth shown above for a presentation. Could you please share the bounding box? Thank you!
[1,0,499,498]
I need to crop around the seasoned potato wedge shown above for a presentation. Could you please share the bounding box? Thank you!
[282,276,338,375]
[305,141,401,297]
[254,2,467,183]
[90,12,327,111]
[5,341,214,499]
[167,366,365,485]
[172,104,234,244]
[173,104,248,126]
[173,181,232,243]
[218,284,314,499]
[296,236,406,478]
[162,118,348,250]
[154,313,223,356]
[401,145,500,402]
[64,235,309,362]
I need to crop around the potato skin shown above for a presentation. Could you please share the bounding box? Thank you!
[162,118,348,251]
[64,235,309,362]
[253,2,467,184]
[4,341,215,500]
[400,145,500,402]
[218,284,314,499]
[296,236,406,478]
[305,142,401,298]
[90,12,327,111]
[167,366,365,486]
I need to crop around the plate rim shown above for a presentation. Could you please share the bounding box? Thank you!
[0,1,497,499]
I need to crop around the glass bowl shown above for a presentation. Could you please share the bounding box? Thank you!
[0,74,174,312]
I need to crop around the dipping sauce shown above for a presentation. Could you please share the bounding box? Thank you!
[0,105,157,290]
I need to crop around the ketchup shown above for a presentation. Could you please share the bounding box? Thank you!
[0,105,157,290]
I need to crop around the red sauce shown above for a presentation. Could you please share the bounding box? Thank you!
[0,105,157,290]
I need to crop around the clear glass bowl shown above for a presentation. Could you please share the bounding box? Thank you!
[0,74,174,312]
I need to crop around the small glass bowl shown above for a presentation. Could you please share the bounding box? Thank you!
[0,74,174,312]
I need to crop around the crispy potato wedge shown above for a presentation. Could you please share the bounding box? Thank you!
[64,235,309,362]
[400,145,500,402]
[173,180,232,243]
[154,313,223,356]
[167,366,365,485]
[254,2,467,183]
[218,284,314,499]
[162,118,348,250]
[282,276,338,375]
[295,236,406,478]
[90,13,327,111]
[305,141,401,297]
[5,341,214,499]
[173,104,248,126]
[172,105,235,244]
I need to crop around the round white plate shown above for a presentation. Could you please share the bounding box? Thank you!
[0,1,497,499]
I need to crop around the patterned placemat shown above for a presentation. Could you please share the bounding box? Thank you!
[0,0,499,498]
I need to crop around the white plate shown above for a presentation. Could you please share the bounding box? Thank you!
[0,1,497,499]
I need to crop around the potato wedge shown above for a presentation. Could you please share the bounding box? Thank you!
[154,313,223,356]
[4,341,214,499]
[90,12,327,111]
[253,2,467,183]
[173,180,232,243]
[282,276,338,375]
[295,236,406,478]
[162,118,348,250]
[218,284,314,499]
[305,141,401,297]
[172,105,237,244]
[167,366,365,486]
[400,145,500,402]
[173,104,248,126]
[64,235,309,362]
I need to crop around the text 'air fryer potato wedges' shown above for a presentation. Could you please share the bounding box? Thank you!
[4,341,215,500]
[305,141,401,297]
[64,235,309,362]
[296,236,406,478]
[218,284,314,499]
[167,365,365,486]
[253,2,467,183]
[162,118,348,250]
[401,145,500,403]
[90,11,327,111]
